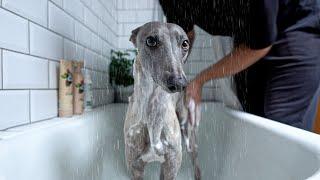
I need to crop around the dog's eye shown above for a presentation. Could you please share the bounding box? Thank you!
[182,40,189,50]
[146,36,158,47]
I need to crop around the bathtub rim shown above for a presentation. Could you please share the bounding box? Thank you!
[225,105,320,180]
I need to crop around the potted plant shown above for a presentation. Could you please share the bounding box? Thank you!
[109,49,137,103]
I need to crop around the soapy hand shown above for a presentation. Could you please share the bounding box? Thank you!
[186,79,202,128]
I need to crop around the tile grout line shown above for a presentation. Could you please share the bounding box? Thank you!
[0,48,3,89]
[0,88,60,91]
[62,37,65,60]
[0,47,111,68]
[28,21,30,54]
[47,0,49,28]
[28,90,31,124]
[48,60,50,89]
[117,8,162,11]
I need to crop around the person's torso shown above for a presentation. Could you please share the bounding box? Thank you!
[266,0,320,60]
[277,0,320,33]
[166,0,320,41]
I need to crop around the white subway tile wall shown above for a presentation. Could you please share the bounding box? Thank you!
[51,0,62,7]
[75,21,92,48]
[63,0,84,22]
[48,2,75,40]
[63,39,77,60]
[0,91,30,130]
[30,90,58,122]
[29,22,64,60]
[2,0,48,27]
[0,0,117,130]
[0,8,29,53]
[117,0,164,49]
[84,7,98,33]
[80,0,91,7]
[49,61,59,89]
[2,50,49,89]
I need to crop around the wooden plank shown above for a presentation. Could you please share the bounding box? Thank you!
[313,98,320,134]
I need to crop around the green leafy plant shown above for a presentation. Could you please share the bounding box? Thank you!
[109,49,137,87]
[61,69,73,86]
[75,80,84,93]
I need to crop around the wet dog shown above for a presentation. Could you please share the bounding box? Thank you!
[124,22,201,180]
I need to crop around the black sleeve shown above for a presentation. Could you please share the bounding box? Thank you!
[159,0,194,33]
[249,0,279,49]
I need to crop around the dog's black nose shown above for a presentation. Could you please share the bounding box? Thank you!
[167,75,188,92]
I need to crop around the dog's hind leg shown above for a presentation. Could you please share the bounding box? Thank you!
[160,149,182,180]
[126,143,147,180]
[129,158,146,180]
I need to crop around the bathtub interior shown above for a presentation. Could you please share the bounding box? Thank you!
[0,103,320,180]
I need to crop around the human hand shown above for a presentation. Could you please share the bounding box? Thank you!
[186,79,203,128]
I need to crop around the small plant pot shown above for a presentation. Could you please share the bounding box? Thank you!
[114,85,134,103]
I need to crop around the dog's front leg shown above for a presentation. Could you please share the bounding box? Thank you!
[176,94,201,180]
[139,96,167,163]
[138,122,165,163]
[147,122,164,155]
[146,94,167,155]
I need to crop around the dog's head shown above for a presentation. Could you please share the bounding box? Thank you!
[130,22,190,93]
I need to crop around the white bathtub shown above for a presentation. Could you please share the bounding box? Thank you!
[0,103,320,180]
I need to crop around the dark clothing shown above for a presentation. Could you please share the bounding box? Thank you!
[159,0,320,131]
[159,0,320,49]
[240,30,320,130]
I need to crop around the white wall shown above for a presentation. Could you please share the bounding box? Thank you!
[0,0,117,130]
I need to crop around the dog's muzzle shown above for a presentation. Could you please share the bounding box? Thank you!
[166,75,188,93]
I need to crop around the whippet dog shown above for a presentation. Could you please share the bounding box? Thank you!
[124,22,201,180]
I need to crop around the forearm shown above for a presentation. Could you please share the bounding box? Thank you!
[195,44,272,85]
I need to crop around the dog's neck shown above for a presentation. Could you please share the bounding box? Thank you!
[133,56,154,98]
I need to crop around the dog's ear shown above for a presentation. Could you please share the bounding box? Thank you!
[129,27,140,47]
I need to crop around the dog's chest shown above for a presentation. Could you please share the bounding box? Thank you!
[147,91,181,135]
